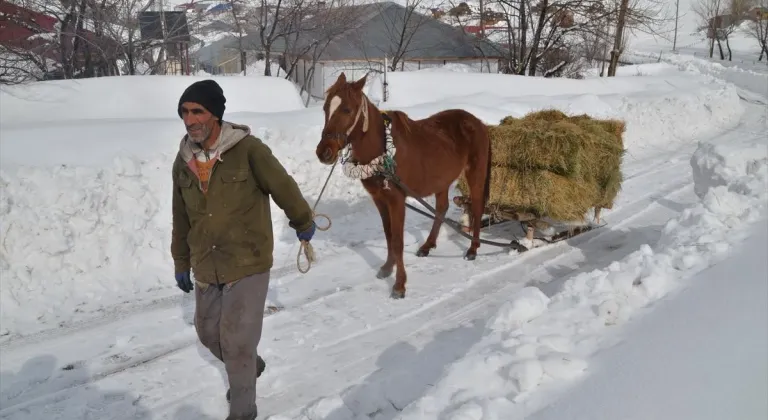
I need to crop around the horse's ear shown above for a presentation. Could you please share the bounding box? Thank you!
[336,72,347,85]
[352,72,368,91]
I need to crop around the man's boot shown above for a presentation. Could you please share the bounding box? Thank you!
[226,355,266,402]
[225,411,257,420]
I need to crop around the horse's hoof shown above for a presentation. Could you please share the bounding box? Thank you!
[415,248,430,257]
[463,251,477,261]
[390,289,405,299]
[376,267,393,279]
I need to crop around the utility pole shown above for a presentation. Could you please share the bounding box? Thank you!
[156,0,169,74]
[607,0,629,76]
[479,0,485,38]
[673,0,680,51]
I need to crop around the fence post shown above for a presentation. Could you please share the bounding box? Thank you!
[383,56,389,102]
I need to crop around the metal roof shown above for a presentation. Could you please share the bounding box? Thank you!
[307,1,504,61]
[139,11,192,42]
[192,1,505,64]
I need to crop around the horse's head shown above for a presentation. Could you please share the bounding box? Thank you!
[316,72,370,165]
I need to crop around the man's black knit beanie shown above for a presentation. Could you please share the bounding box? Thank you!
[177,79,226,122]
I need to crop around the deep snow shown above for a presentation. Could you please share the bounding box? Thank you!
[625,51,768,101]
[0,52,766,420]
[526,219,768,420]
[0,75,305,126]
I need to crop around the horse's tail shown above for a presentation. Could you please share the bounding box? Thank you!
[483,125,492,208]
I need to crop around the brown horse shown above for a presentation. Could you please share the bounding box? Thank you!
[315,72,492,299]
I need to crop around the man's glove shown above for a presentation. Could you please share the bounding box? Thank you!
[297,222,316,242]
[176,271,193,293]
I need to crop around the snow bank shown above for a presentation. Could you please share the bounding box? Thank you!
[582,62,679,77]
[0,67,746,338]
[0,112,350,338]
[669,54,768,100]
[382,71,672,107]
[0,75,305,126]
[377,69,743,158]
[416,63,481,73]
[241,59,285,77]
[0,156,173,334]
[626,51,768,100]
[387,138,768,418]
[527,219,768,420]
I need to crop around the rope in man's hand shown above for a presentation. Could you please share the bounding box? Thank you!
[296,160,339,274]
[297,213,332,273]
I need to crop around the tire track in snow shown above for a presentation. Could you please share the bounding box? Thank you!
[307,180,691,354]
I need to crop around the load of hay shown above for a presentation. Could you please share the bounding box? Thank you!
[457,109,626,223]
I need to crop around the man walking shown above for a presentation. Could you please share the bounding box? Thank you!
[170,80,317,420]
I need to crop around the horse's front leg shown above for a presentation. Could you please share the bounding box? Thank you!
[372,194,395,279]
[387,192,408,299]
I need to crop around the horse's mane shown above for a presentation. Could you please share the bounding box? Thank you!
[384,109,413,137]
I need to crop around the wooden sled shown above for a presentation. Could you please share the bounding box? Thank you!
[452,195,606,253]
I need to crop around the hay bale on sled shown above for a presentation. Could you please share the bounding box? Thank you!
[504,108,569,124]
[576,119,626,209]
[484,167,600,221]
[457,109,626,222]
[488,119,585,177]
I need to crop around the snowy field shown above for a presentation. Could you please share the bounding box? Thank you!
[0,52,766,419]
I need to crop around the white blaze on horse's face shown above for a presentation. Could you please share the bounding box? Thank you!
[327,95,342,121]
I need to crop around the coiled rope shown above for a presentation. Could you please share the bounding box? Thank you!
[296,160,337,273]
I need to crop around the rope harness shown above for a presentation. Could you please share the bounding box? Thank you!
[340,113,397,183]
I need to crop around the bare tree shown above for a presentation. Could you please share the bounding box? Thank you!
[235,0,309,76]
[1,0,207,82]
[505,0,628,76]
[745,0,768,60]
[692,0,733,58]
[607,0,629,75]
[366,0,435,71]
[99,0,159,75]
[438,0,666,78]
[0,0,59,83]
[1,0,121,80]
[281,0,362,80]
[224,0,249,74]
[605,0,671,75]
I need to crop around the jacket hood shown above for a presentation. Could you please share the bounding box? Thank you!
[179,121,251,163]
